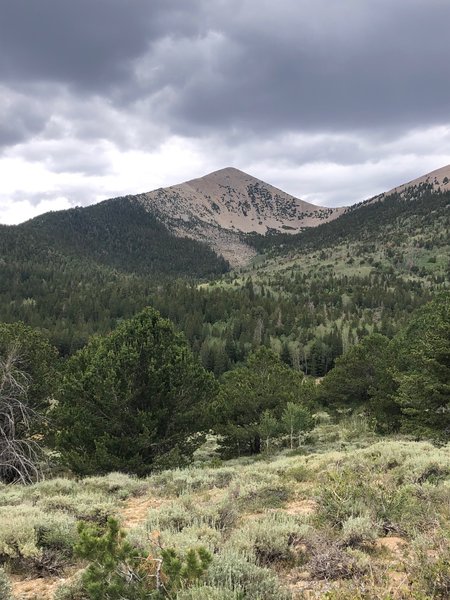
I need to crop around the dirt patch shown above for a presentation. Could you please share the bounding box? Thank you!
[385,569,410,594]
[285,498,317,516]
[288,576,334,599]
[12,575,67,600]
[120,494,165,529]
[374,537,410,597]
[242,498,317,521]
[376,536,408,556]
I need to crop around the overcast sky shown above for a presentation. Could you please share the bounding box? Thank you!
[1,0,450,224]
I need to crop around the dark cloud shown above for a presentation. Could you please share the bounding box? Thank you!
[1,0,450,223]
[163,0,450,135]
[0,88,50,148]
[2,0,450,138]
[0,0,169,90]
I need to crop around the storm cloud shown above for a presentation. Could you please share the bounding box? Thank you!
[1,0,450,223]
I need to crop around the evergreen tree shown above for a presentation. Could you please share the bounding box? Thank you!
[393,294,450,439]
[318,333,399,430]
[54,308,217,475]
[281,402,313,449]
[0,322,58,414]
[212,347,307,457]
[280,342,292,367]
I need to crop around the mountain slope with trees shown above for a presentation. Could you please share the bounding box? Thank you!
[0,195,229,278]
[0,167,448,369]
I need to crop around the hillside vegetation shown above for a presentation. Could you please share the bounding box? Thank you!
[1,429,450,599]
[0,186,448,367]
[0,290,447,598]
[0,197,228,353]
[0,175,449,598]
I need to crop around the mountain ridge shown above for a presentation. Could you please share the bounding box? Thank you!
[2,163,449,271]
[136,167,345,266]
[131,163,450,265]
[0,163,448,355]
[387,163,450,195]
[144,167,344,233]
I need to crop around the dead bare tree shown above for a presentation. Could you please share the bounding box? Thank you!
[0,346,43,484]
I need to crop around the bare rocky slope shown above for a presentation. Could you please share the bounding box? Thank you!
[137,167,345,266]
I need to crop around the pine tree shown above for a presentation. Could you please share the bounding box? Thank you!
[54,308,217,475]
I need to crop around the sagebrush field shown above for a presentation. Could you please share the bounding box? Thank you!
[2,419,449,599]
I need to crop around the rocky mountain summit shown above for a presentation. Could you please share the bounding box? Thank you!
[137,167,345,266]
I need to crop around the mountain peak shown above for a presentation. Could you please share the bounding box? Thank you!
[184,166,268,188]
[202,166,248,177]
[138,167,345,266]
[142,166,344,237]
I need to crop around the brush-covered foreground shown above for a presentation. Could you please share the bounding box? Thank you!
[1,423,450,599]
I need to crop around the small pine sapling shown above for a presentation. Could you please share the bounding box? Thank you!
[75,517,212,599]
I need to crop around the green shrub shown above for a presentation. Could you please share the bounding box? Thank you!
[80,472,148,499]
[146,498,203,533]
[317,465,433,536]
[225,513,302,566]
[53,575,87,600]
[338,414,376,442]
[31,478,78,497]
[207,550,290,599]
[341,516,379,547]
[316,468,372,526]
[236,484,290,512]
[356,441,450,486]
[75,517,150,600]
[76,517,212,599]
[283,463,311,482]
[146,496,237,536]
[161,546,212,591]
[305,423,340,447]
[150,525,222,557]
[150,467,236,497]
[215,501,239,532]
[0,505,77,566]
[0,568,12,600]
[37,492,117,525]
[0,486,28,507]
[410,534,450,599]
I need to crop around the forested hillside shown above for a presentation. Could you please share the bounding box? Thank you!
[152,185,448,376]
[0,185,448,370]
[248,183,450,263]
[1,196,229,277]
[0,197,229,353]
